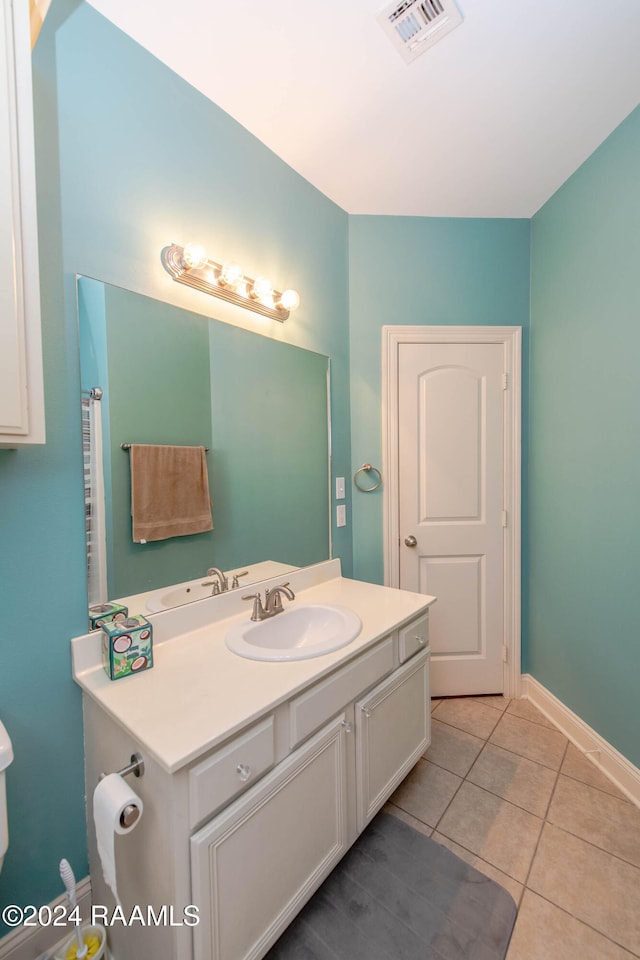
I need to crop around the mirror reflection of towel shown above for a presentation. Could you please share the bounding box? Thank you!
[129,444,213,542]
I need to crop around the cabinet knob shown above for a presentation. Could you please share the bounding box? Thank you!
[341,720,352,734]
[415,636,426,645]
[236,763,252,782]
[362,707,372,719]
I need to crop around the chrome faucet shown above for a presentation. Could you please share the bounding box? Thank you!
[202,567,228,596]
[242,582,295,621]
[265,583,295,614]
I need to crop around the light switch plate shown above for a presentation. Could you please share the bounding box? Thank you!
[335,477,345,500]
[336,504,347,527]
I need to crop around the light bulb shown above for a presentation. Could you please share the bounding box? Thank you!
[278,289,300,312]
[251,276,273,302]
[182,243,208,270]
[220,261,244,287]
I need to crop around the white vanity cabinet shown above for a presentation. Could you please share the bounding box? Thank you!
[0,0,45,447]
[75,567,435,960]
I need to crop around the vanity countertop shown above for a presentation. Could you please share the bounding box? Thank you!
[71,561,435,774]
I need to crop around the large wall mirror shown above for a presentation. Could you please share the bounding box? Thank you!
[78,277,331,614]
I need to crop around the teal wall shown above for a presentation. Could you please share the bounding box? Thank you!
[0,0,350,927]
[210,324,330,572]
[0,1,88,925]
[529,106,640,766]
[348,216,531,586]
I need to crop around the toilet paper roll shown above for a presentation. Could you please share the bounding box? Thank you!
[93,773,143,906]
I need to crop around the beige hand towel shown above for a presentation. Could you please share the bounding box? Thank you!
[129,444,213,542]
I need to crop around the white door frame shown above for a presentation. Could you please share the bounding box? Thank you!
[382,325,522,699]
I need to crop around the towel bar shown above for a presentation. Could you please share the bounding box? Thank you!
[121,442,209,452]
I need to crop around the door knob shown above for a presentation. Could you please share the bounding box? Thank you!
[404,535,417,547]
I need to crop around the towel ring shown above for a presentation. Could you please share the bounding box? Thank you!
[354,463,382,492]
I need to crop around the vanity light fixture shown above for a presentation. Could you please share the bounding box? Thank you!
[161,243,300,322]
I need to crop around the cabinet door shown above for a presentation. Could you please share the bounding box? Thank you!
[191,715,349,960]
[0,0,44,446]
[355,648,430,832]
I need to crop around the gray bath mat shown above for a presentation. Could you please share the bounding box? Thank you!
[265,811,517,960]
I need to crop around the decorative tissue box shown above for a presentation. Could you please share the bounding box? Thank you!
[88,601,128,632]
[101,615,153,681]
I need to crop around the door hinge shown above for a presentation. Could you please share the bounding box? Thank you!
[502,510,508,528]
[502,372,508,390]
[502,645,509,663]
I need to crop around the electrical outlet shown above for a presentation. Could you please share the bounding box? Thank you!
[336,504,347,527]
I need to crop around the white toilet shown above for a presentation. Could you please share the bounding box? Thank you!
[0,719,13,874]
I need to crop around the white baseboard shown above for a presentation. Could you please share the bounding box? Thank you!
[0,876,91,960]
[521,673,640,808]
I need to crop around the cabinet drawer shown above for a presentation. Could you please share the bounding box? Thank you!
[398,612,429,663]
[289,636,394,748]
[189,716,275,827]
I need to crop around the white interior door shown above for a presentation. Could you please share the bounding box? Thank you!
[396,339,509,696]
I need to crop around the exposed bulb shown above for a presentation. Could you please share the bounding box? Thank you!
[278,289,300,312]
[251,276,273,302]
[219,261,244,287]
[182,243,208,270]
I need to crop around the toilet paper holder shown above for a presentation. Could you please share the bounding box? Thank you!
[99,753,145,829]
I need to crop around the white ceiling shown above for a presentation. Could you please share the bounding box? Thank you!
[87,0,640,218]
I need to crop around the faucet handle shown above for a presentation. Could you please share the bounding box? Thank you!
[242,593,266,621]
[202,580,221,595]
[231,570,249,588]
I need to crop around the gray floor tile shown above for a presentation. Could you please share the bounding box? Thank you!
[423,718,485,777]
[436,781,543,883]
[489,712,568,770]
[505,698,558,730]
[382,801,433,838]
[432,831,523,905]
[381,696,639,959]
[470,695,511,712]
[547,774,640,867]
[506,890,637,960]
[561,743,630,801]
[527,823,640,955]
[466,742,558,818]
[389,758,462,828]
[432,697,503,739]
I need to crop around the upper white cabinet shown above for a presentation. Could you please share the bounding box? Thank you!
[0,0,45,447]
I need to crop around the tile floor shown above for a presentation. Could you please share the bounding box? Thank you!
[384,695,640,959]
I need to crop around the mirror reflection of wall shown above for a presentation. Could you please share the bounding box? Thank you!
[78,277,331,607]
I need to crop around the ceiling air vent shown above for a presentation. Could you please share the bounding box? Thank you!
[378,0,463,63]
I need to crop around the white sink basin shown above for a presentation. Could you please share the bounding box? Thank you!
[146,581,214,612]
[226,604,362,662]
